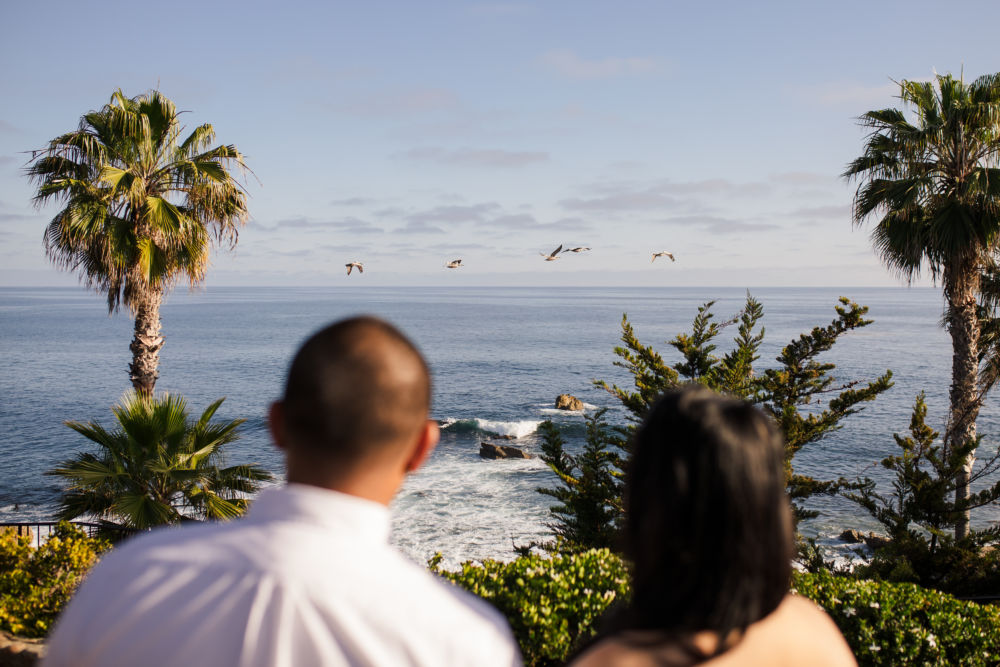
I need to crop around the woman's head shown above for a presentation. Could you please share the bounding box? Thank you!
[624,385,792,638]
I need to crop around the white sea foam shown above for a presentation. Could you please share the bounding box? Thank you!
[536,402,599,415]
[475,418,542,438]
[439,417,542,438]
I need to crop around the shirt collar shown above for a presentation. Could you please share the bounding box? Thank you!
[247,483,391,543]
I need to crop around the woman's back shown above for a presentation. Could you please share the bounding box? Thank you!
[573,595,855,666]
[569,387,857,667]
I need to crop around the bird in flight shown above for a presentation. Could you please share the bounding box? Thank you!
[564,247,591,253]
[446,259,463,269]
[345,261,364,275]
[651,251,675,263]
[540,244,563,261]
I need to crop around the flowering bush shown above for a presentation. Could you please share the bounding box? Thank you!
[794,570,1000,666]
[0,523,108,638]
[431,548,629,666]
[437,549,1000,667]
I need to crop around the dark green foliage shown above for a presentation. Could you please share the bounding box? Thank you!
[536,411,622,551]
[756,298,894,521]
[794,570,1000,666]
[47,392,273,529]
[430,549,630,667]
[545,293,892,549]
[0,523,109,638]
[437,549,1000,667]
[846,393,1000,596]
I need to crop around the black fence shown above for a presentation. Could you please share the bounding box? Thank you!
[0,521,139,548]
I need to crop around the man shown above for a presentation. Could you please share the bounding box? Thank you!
[45,317,521,666]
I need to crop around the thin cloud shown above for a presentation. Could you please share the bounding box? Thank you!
[406,203,501,225]
[786,204,850,220]
[0,120,18,133]
[0,212,35,222]
[330,197,377,206]
[769,171,837,186]
[659,215,780,234]
[563,179,769,212]
[562,190,681,213]
[396,221,447,235]
[398,146,549,168]
[541,49,657,80]
[479,214,592,232]
[332,88,458,117]
[426,242,493,251]
[264,216,384,234]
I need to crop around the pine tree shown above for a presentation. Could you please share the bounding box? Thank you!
[538,293,893,551]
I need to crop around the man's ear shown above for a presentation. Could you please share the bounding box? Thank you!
[404,420,439,473]
[268,401,288,451]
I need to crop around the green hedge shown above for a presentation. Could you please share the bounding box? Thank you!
[4,530,999,665]
[436,549,1000,667]
[794,569,1000,666]
[431,549,629,667]
[0,523,108,638]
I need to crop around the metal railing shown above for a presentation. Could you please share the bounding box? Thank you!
[0,522,139,548]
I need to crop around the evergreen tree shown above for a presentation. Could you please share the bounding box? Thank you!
[847,393,1000,595]
[536,410,621,551]
[538,293,893,551]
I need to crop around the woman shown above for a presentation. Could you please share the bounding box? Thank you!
[572,387,856,666]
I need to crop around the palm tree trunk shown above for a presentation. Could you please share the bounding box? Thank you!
[128,287,164,396]
[945,262,981,541]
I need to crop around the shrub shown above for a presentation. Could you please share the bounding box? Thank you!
[430,549,629,666]
[0,523,108,638]
[436,549,1000,667]
[794,570,1000,666]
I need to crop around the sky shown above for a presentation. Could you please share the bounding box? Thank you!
[2,0,1000,287]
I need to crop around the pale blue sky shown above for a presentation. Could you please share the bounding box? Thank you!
[2,0,999,287]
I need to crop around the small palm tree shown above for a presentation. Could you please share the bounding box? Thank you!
[47,393,273,530]
[26,89,252,395]
[844,72,1000,539]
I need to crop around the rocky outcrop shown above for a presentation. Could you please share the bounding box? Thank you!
[479,443,533,460]
[838,529,865,543]
[555,394,584,411]
[838,529,890,550]
[0,631,44,666]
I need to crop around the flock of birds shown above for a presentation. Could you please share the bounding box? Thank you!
[344,245,675,275]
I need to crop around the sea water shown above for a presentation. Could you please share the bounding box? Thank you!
[1,286,998,567]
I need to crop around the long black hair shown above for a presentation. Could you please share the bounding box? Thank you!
[602,385,793,661]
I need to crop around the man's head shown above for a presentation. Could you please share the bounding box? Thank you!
[269,316,438,502]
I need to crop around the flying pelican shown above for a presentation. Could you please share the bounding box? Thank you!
[345,261,364,275]
[651,251,675,263]
[540,244,563,261]
[446,259,463,269]
[564,247,591,253]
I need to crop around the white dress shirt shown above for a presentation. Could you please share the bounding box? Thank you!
[44,484,521,667]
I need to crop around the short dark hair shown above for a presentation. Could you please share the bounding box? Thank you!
[280,316,431,463]
[617,385,792,654]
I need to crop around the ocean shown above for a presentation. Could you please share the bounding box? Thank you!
[2,286,998,567]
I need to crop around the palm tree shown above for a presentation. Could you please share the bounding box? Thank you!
[844,72,1000,539]
[26,89,251,395]
[47,393,273,530]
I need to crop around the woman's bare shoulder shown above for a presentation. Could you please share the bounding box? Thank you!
[738,594,857,666]
[570,597,856,667]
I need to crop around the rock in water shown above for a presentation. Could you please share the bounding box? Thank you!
[480,443,504,459]
[499,444,532,459]
[838,529,864,543]
[555,394,584,411]
[479,442,533,459]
